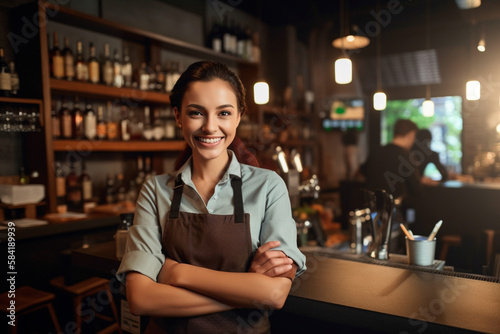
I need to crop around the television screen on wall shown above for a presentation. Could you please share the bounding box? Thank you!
[322,98,364,131]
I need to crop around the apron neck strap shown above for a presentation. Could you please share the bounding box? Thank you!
[168,174,245,223]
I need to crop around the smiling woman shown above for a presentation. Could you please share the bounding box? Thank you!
[116,61,306,333]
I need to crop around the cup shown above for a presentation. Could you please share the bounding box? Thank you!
[406,235,436,266]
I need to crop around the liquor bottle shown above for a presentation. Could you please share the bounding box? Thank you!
[96,105,107,140]
[164,61,174,93]
[78,160,92,204]
[72,96,84,139]
[147,63,156,91]
[113,49,124,88]
[121,47,132,87]
[51,31,64,79]
[62,36,75,81]
[244,27,254,61]
[55,162,67,213]
[164,105,176,139]
[119,105,131,141]
[106,101,118,140]
[0,48,11,97]
[51,99,60,138]
[142,106,154,140]
[152,108,164,140]
[9,62,19,96]
[105,174,116,204]
[209,21,222,53]
[88,43,100,84]
[66,161,83,211]
[116,212,133,259]
[154,63,164,91]
[222,17,231,54]
[101,43,113,86]
[138,62,149,91]
[59,98,73,139]
[75,41,88,82]
[116,173,127,202]
[83,103,97,140]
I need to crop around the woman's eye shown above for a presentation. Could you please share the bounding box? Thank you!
[188,110,203,117]
[219,111,231,116]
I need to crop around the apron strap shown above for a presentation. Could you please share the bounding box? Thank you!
[231,176,245,223]
[169,174,184,218]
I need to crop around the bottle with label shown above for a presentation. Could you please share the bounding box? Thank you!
[101,43,113,86]
[75,41,88,82]
[142,106,154,140]
[55,162,67,213]
[154,63,164,91]
[113,49,123,88]
[51,31,64,79]
[66,162,82,211]
[119,105,131,141]
[121,47,132,87]
[62,36,75,81]
[164,106,176,140]
[9,62,19,97]
[152,108,164,141]
[106,101,118,140]
[78,160,93,211]
[59,98,72,139]
[96,105,107,140]
[116,212,134,259]
[0,48,11,97]
[138,62,149,91]
[51,99,60,139]
[88,43,100,84]
[83,103,97,140]
[72,96,84,139]
[209,21,222,53]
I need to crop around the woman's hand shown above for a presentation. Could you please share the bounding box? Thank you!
[249,241,293,277]
[157,257,179,285]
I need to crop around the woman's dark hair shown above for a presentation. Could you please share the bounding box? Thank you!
[171,61,259,169]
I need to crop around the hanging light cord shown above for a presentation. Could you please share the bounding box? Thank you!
[376,0,382,91]
[425,0,431,100]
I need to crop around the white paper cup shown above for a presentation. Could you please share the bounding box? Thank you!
[406,235,436,266]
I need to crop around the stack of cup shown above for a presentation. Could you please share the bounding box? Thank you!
[406,235,436,266]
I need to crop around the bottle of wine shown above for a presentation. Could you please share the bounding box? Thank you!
[62,36,75,81]
[51,31,64,79]
[154,63,164,91]
[59,98,73,139]
[138,62,149,91]
[119,105,131,141]
[75,41,88,82]
[113,49,124,88]
[164,105,176,139]
[0,47,12,97]
[152,108,164,141]
[78,160,93,205]
[55,161,67,213]
[122,47,132,87]
[101,43,113,86]
[88,43,100,84]
[106,101,118,140]
[51,99,61,139]
[72,96,84,139]
[83,103,97,140]
[66,161,83,211]
[96,105,107,140]
[209,21,222,53]
[9,62,19,96]
[142,106,154,140]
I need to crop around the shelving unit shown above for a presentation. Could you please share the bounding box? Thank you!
[11,2,259,213]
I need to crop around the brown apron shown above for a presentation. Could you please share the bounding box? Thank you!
[146,174,271,334]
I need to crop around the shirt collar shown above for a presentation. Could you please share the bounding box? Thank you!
[168,150,242,189]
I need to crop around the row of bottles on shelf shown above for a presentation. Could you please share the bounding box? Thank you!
[55,155,154,212]
[0,47,20,97]
[0,103,41,132]
[206,18,260,62]
[51,96,182,141]
[49,32,182,92]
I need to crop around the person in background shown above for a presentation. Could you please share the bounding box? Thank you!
[411,129,449,183]
[116,61,306,333]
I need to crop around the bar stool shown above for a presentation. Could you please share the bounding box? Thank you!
[0,286,61,334]
[50,276,122,334]
[439,234,462,261]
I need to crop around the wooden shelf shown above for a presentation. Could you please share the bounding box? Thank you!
[50,79,170,104]
[0,97,43,105]
[53,139,186,152]
[44,3,258,67]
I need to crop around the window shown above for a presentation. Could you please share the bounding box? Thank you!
[380,96,463,178]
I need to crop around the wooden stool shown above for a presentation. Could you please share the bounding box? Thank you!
[0,286,61,334]
[439,234,462,261]
[50,276,122,334]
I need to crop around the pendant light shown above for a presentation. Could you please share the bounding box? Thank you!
[477,24,485,52]
[373,0,386,111]
[334,0,353,85]
[466,19,480,101]
[253,81,269,104]
[422,0,434,117]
